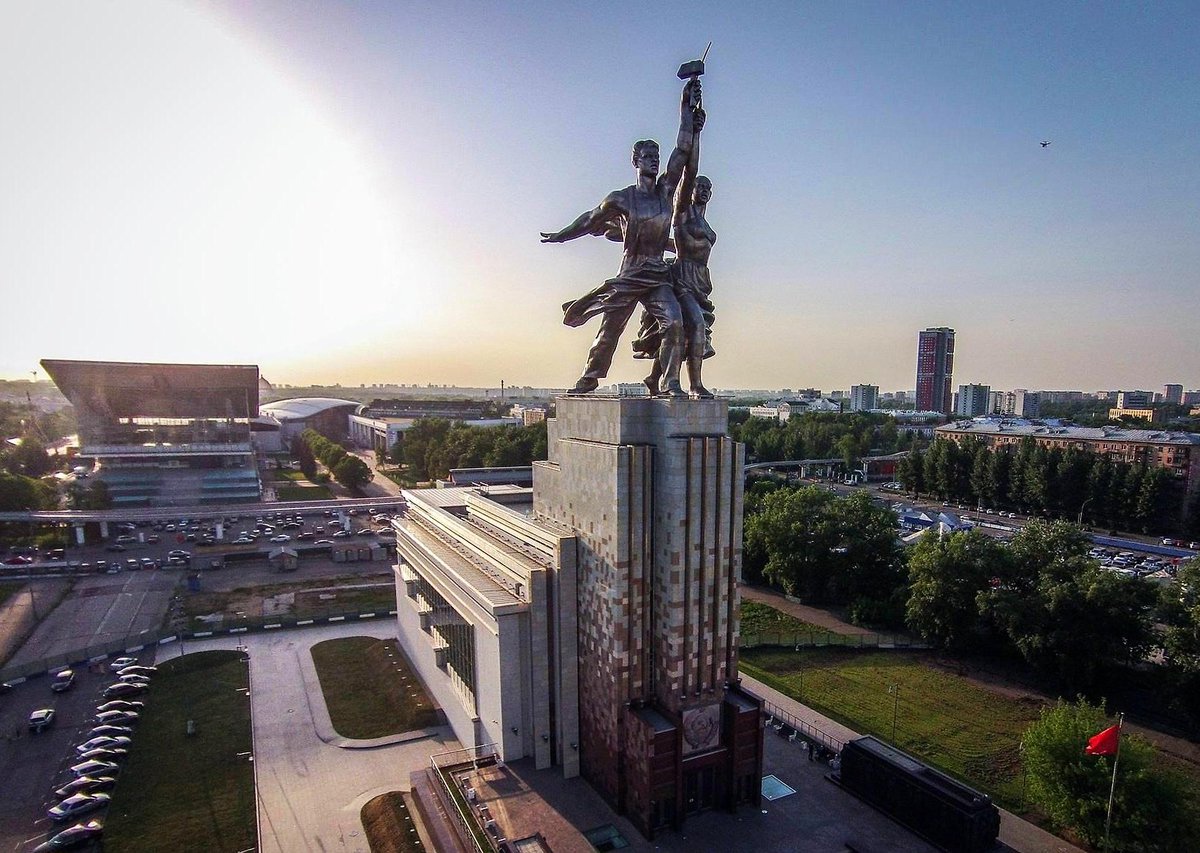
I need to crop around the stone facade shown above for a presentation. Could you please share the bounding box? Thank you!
[533,396,763,837]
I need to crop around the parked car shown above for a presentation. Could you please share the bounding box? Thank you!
[51,670,76,692]
[269,534,290,543]
[47,793,111,822]
[104,544,126,553]
[108,657,137,672]
[117,673,151,686]
[94,710,138,725]
[87,725,134,738]
[77,747,128,763]
[77,736,131,753]
[116,665,156,677]
[54,776,117,799]
[68,759,120,778]
[102,682,147,699]
[32,819,105,853]
[29,708,57,732]
[96,699,143,712]
[167,550,191,561]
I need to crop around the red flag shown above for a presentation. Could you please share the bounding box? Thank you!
[1086,724,1120,756]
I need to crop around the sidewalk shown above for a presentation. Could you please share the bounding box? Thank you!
[741,673,1086,853]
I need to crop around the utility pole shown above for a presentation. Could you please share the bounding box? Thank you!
[888,684,899,743]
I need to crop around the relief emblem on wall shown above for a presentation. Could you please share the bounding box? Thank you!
[681,703,721,755]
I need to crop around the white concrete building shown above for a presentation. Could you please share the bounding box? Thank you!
[849,385,878,412]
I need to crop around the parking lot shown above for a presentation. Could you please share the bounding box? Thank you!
[0,651,152,852]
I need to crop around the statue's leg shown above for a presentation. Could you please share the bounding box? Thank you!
[679,294,712,398]
[643,286,685,398]
[576,302,637,390]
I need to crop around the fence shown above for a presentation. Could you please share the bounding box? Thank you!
[741,630,929,650]
[429,744,502,853]
[760,697,846,754]
[0,608,398,684]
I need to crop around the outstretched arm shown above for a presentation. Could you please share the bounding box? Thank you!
[541,192,624,243]
[675,108,704,215]
[662,78,701,198]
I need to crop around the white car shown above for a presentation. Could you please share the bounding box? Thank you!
[109,656,137,672]
[77,735,131,753]
[47,792,111,822]
[269,534,290,543]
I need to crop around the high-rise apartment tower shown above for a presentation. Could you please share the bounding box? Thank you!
[915,327,955,414]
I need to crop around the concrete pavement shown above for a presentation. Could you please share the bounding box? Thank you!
[156,620,460,853]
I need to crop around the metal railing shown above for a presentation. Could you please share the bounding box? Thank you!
[741,630,929,650]
[429,744,503,853]
[761,698,845,754]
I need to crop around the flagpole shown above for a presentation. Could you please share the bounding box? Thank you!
[1103,712,1124,852]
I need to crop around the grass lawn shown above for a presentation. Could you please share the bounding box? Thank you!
[741,647,1044,807]
[103,651,255,853]
[294,583,396,615]
[0,580,24,607]
[360,792,426,852]
[268,469,307,482]
[310,636,439,739]
[740,600,825,636]
[277,484,333,501]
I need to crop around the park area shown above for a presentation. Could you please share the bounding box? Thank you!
[182,573,396,626]
[103,651,256,853]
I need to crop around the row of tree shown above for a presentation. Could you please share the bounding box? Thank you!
[897,437,1194,536]
[295,430,373,491]
[398,419,547,483]
[729,410,916,468]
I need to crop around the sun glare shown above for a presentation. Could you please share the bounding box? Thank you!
[0,2,426,377]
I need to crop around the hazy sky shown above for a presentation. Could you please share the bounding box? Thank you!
[2,1,1198,392]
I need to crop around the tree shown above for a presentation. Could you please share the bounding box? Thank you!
[0,471,57,511]
[67,479,111,510]
[905,529,1007,650]
[291,435,316,479]
[981,521,1159,690]
[1022,698,1200,851]
[331,455,373,492]
[5,436,55,477]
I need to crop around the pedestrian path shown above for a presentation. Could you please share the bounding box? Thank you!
[740,673,1086,853]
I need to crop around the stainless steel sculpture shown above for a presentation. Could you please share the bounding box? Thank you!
[541,75,705,397]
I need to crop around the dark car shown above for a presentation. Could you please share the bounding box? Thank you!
[51,670,77,692]
[2,555,34,565]
[54,776,117,799]
[104,544,126,553]
[33,819,104,852]
[47,793,110,822]
[94,710,138,725]
[87,725,134,738]
[103,682,147,699]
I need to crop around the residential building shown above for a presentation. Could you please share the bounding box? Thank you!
[1116,390,1152,409]
[937,420,1200,492]
[914,327,955,414]
[1108,407,1165,424]
[955,384,991,417]
[849,385,878,412]
[1010,390,1040,418]
[1164,384,1184,406]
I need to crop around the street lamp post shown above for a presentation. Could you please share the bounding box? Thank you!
[888,685,899,743]
[1077,496,1094,527]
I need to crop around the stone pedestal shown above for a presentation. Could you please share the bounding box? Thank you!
[533,396,763,838]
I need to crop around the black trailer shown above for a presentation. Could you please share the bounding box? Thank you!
[838,736,1000,853]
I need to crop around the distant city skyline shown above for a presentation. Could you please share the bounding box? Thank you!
[3,2,1198,390]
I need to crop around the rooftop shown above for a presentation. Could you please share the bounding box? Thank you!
[939,418,1200,446]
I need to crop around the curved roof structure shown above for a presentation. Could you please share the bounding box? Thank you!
[41,359,259,419]
[259,397,361,422]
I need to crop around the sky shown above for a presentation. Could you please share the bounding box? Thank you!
[1,1,1198,393]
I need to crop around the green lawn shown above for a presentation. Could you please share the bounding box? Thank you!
[360,792,426,852]
[741,647,1044,807]
[740,600,825,636]
[268,468,306,482]
[103,651,256,853]
[310,636,440,739]
[294,584,396,615]
[0,581,24,607]
[276,484,333,501]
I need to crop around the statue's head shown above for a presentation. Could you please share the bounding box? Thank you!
[693,175,712,205]
[631,140,660,177]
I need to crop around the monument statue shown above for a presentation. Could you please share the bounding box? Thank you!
[635,112,717,399]
[541,75,704,398]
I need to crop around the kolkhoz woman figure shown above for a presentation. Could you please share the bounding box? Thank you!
[635,107,717,399]
[541,78,703,398]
